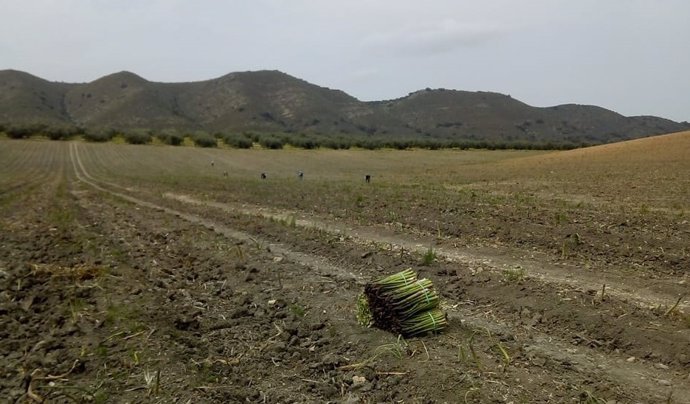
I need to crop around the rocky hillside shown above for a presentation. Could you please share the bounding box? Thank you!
[1,69,687,145]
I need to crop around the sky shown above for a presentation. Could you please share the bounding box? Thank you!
[1,0,689,122]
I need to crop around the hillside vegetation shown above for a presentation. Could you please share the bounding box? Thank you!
[1,69,688,149]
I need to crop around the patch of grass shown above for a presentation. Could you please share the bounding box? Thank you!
[289,303,306,317]
[279,214,297,227]
[421,246,437,266]
[69,298,87,322]
[374,335,409,360]
[554,211,568,225]
[234,244,246,262]
[105,303,142,325]
[503,265,525,282]
[95,345,109,357]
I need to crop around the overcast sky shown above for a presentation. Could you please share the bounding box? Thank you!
[2,0,689,121]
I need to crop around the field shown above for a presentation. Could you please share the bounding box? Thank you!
[1,132,689,403]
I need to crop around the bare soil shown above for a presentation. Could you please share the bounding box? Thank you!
[1,138,689,403]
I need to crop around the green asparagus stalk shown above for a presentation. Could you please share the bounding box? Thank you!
[400,308,448,337]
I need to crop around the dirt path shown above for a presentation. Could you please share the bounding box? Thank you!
[66,142,690,402]
[162,192,689,315]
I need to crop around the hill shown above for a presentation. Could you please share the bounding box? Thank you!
[1,69,688,146]
[485,130,690,207]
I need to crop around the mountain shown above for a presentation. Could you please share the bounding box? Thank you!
[0,70,72,125]
[1,69,688,145]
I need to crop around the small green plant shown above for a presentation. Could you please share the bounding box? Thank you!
[95,345,108,357]
[503,265,525,282]
[143,368,160,396]
[554,211,568,225]
[234,244,245,261]
[69,298,86,322]
[639,204,650,215]
[421,246,437,266]
[484,327,511,369]
[663,294,686,317]
[356,294,373,327]
[288,214,296,227]
[289,303,306,317]
[467,331,482,370]
[130,350,141,366]
[355,195,365,207]
[374,335,408,360]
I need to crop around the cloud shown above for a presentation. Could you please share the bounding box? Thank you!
[364,19,509,57]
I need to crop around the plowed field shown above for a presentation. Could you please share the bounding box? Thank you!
[1,133,689,403]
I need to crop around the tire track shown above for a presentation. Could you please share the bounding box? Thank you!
[162,192,689,315]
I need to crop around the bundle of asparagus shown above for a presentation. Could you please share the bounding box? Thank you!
[357,269,447,337]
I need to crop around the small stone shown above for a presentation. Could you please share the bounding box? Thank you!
[626,356,636,363]
[273,256,284,263]
[656,379,671,386]
[654,363,669,370]
[352,375,366,385]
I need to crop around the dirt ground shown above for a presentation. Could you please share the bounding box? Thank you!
[1,136,689,403]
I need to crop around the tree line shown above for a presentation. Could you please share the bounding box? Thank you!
[0,122,591,151]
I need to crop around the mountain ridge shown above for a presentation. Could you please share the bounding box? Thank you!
[1,69,687,146]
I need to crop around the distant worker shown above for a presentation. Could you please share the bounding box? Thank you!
[211,160,215,167]
[223,171,228,177]
[365,174,371,183]
[261,173,267,179]
[298,171,304,180]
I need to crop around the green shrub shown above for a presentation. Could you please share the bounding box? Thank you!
[289,135,320,149]
[123,131,151,144]
[5,124,48,139]
[6,126,32,139]
[259,136,284,149]
[83,130,114,142]
[45,126,81,140]
[157,131,183,146]
[222,133,253,148]
[190,131,217,147]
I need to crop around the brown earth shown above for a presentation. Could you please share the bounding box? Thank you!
[1,137,689,403]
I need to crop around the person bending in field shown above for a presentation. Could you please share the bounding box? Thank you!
[365,174,371,183]
[261,173,267,179]
[298,171,304,180]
